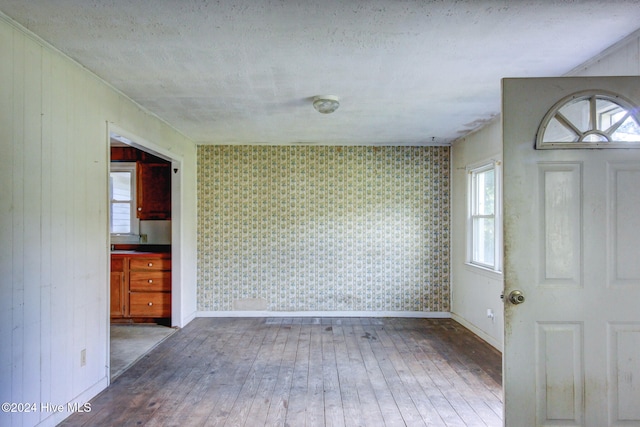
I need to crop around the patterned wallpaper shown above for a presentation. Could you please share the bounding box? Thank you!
[197,145,450,312]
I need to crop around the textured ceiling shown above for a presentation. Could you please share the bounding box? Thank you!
[1,1,640,145]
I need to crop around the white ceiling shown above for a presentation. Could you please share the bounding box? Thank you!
[1,1,639,146]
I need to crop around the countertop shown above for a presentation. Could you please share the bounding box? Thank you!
[111,250,171,257]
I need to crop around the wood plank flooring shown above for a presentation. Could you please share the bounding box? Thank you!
[61,318,502,427]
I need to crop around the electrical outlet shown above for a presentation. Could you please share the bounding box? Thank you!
[139,234,148,243]
[80,349,86,367]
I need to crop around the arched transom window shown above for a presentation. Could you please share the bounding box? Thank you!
[536,90,640,149]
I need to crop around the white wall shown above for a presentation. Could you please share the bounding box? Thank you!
[567,29,640,77]
[450,120,504,350]
[0,14,197,427]
[450,28,640,352]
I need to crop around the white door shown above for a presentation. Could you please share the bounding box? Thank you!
[503,76,640,426]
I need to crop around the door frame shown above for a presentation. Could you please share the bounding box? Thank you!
[106,122,185,383]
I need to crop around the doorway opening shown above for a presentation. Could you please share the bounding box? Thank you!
[107,125,183,381]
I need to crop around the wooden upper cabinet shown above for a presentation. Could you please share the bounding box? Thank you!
[111,145,171,220]
[136,162,171,220]
[110,146,138,161]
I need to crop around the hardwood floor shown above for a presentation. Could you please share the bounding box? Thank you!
[61,318,502,427]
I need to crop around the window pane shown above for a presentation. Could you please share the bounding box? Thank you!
[111,202,131,233]
[111,172,131,201]
[611,116,640,141]
[473,217,495,266]
[583,133,607,142]
[543,116,580,143]
[475,169,495,215]
[558,99,590,133]
[110,163,137,236]
[596,98,624,129]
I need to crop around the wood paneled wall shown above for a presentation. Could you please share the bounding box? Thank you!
[0,15,197,427]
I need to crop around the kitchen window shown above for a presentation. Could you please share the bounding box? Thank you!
[110,162,139,240]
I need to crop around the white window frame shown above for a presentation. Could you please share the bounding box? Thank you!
[110,162,139,243]
[466,159,502,274]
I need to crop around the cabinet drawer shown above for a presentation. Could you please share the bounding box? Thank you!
[129,271,171,291]
[130,257,171,271]
[129,292,171,317]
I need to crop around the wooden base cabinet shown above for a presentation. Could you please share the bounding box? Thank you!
[111,252,171,321]
[130,292,171,317]
[110,257,126,317]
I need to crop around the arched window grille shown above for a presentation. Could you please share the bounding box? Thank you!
[536,90,640,149]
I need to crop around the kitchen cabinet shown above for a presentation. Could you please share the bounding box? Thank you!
[110,146,138,161]
[128,256,171,317]
[111,145,171,220]
[111,252,171,321]
[136,162,171,220]
[110,257,126,318]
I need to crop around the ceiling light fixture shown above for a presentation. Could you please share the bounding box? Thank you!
[313,95,340,114]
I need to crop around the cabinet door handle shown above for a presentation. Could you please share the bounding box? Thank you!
[148,262,153,267]
[148,279,153,283]
[148,302,153,306]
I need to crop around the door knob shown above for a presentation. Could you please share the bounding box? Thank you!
[508,290,525,305]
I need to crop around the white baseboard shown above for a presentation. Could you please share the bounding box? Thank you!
[180,310,198,327]
[197,310,452,319]
[37,376,108,427]
[451,313,503,352]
